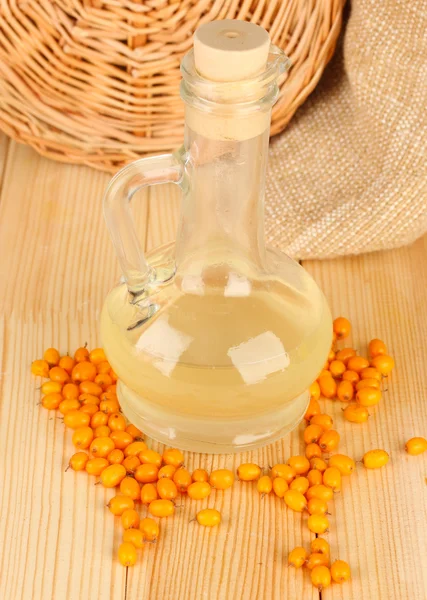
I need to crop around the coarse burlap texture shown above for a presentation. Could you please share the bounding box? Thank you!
[265,0,427,259]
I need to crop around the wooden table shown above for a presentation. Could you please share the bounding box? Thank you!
[0,134,426,600]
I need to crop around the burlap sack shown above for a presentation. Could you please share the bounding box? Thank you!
[266,0,427,259]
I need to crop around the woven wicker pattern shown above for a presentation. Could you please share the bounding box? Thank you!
[0,0,344,171]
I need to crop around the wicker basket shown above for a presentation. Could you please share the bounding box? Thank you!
[0,1,344,172]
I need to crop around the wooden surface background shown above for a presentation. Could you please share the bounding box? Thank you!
[0,134,426,600]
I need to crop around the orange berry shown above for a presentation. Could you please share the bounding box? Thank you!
[49,366,70,384]
[192,468,209,483]
[107,413,126,432]
[306,553,329,570]
[100,464,126,488]
[91,411,109,428]
[311,565,331,590]
[43,348,60,367]
[124,441,147,457]
[308,514,330,534]
[405,437,427,456]
[335,348,357,365]
[58,355,75,374]
[158,465,177,479]
[110,430,133,450]
[157,478,178,500]
[328,454,356,475]
[148,499,174,518]
[62,383,79,400]
[288,547,307,568]
[304,397,321,421]
[105,384,117,394]
[120,476,141,500]
[257,475,273,495]
[108,449,125,464]
[370,355,395,376]
[304,424,324,445]
[162,448,184,468]
[319,430,340,452]
[134,463,159,484]
[90,436,115,458]
[187,481,211,500]
[318,375,337,399]
[79,381,103,396]
[85,457,109,476]
[80,404,98,416]
[368,339,387,358]
[327,349,336,362]
[72,426,94,449]
[74,346,89,363]
[63,410,90,429]
[94,373,113,388]
[140,517,159,541]
[307,469,323,487]
[72,361,97,383]
[121,508,140,530]
[318,369,332,378]
[138,449,162,467]
[140,483,159,505]
[68,451,89,472]
[118,542,137,567]
[99,399,120,414]
[333,317,351,340]
[289,476,309,495]
[305,443,322,460]
[309,381,321,402]
[108,495,134,516]
[97,361,112,374]
[173,468,192,492]
[331,560,351,583]
[343,403,369,423]
[89,348,107,365]
[287,455,310,475]
[337,380,354,402]
[356,378,381,391]
[323,466,341,491]
[307,497,328,515]
[362,449,389,469]
[347,356,370,373]
[109,369,118,383]
[284,489,307,512]
[311,538,330,556]
[123,528,144,549]
[209,469,234,490]
[310,414,334,431]
[196,508,221,527]
[271,464,296,483]
[342,370,360,384]
[306,484,334,502]
[41,392,63,410]
[122,455,141,474]
[329,360,346,378]
[309,458,328,473]
[356,387,381,407]
[360,367,382,382]
[41,381,63,395]
[126,424,143,439]
[272,477,288,498]
[93,425,111,438]
[59,398,81,415]
[31,359,50,378]
[80,393,101,406]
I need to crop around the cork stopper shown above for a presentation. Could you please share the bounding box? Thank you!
[193,20,270,82]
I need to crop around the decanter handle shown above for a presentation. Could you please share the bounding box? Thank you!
[103,151,184,295]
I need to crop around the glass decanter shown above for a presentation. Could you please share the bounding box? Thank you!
[101,20,332,453]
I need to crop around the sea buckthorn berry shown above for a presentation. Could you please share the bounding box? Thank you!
[336,348,357,364]
[319,369,332,378]
[272,477,288,498]
[287,456,310,475]
[64,410,90,429]
[304,424,324,445]
[49,366,70,383]
[97,360,112,374]
[120,477,141,500]
[306,484,334,502]
[304,396,321,421]
[68,451,89,472]
[42,393,63,410]
[307,497,328,516]
[94,425,111,438]
[124,441,148,457]
[318,375,337,399]
[237,463,261,481]
[100,391,118,403]
[139,449,162,467]
[94,374,113,388]
[343,403,369,423]
[405,437,427,456]
[329,360,346,378]
[288,547,307,568]
[306,553,329,570]
[135,464,159,484]
[63,383,79,400]
[323,467,341,492]
[162,448,184,468]
[187,481,211,500]
[157,478,178,500]
[126,424,143,439]
[90,436,115,458]
[72,426,94,449]
[308,514,329,534]
[210,469,234,490]
[122,456,141,474]
[108,413,126,432]
[328,454,356,476]
[101,464,126,488]
[368,338,387,358]
[85,457,109,476]
[140,483,158,505]
[370,355,395,376]
[307,470,323,487]
[363,449,389,469]
[159,465,177,479]
[360,367,382,382]
[347,356,370,373]
[148,499,175,518]
[106,384,117,394]
[173,468,192,492]
[91,411,108,428]
[108,495,134,516]
[333,317,351,340]
[305,443,322,460]
[74,346,89,363]
[331,560,351,583]
[80,393,100,406]
[309,381,321,402]
[290,476,309,495]
[89,348,107,365]
[79,381,103,396]
[121,508,140,530]
[123,528,144,549]
[110,431,133,450]
[72,361,97,383]
[311,565,331,590]
[309,458,328,472]
[140,517,159,542]
[110,369,118,382]
[196,508,221,527]
[327,349,336,362]
[356,387,381,407]
[100,399,121,415]
[41,381,63,395]
[118,542,137,567]
[311,538,330,556]
[337,380,354,402]
[271,464,296,483]
[80,404,98,416]
[58,355,75,374]
[31,359,50,378]
[192,468,209,483]
[319,430,340,453]
[108,449,125,464]
[310,414,334,431]
[284,489,307,512]
[356,378,381,391]
[342,370,360,384]
[257,475,273,495]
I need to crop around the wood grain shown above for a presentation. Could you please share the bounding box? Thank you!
[0,135,426,599]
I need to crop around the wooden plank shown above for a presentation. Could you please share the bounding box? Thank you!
[304,238,427,599]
